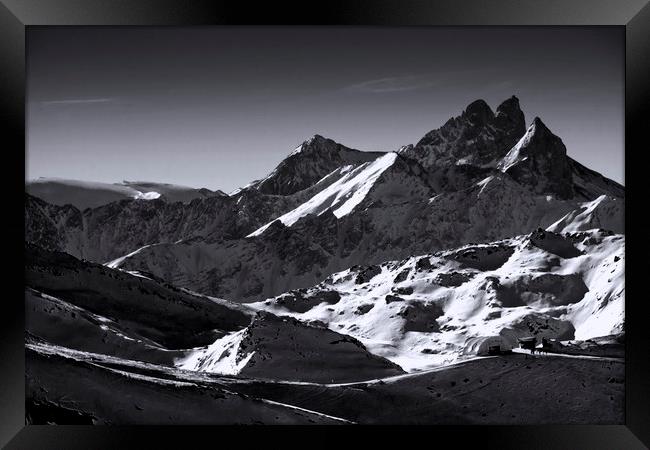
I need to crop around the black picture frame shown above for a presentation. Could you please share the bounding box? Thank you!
[2,1,648,448]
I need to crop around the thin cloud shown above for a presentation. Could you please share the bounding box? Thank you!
[40,98,115,105]
[344,69,506,94]
[344,75,439,93]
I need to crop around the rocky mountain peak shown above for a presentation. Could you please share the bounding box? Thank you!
[496,95,522,116]
[499,117,574,199]
[462,99,495,125]
[405,95,528,170]
[529,116,550,133]
[512,117,564,158]
[494,95,526,138]
[251,136,384,196]
[298,134,336,153]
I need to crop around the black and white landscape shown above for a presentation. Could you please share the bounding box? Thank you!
[25,95,625,424]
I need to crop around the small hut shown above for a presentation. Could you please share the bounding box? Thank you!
[518,336,537,351]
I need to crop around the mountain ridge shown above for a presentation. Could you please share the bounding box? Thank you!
[25,95,624,306]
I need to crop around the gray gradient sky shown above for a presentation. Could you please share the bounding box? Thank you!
[27,27,624,192]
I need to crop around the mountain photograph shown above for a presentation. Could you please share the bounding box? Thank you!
[25,27,624,425]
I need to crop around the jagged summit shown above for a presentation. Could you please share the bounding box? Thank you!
[404,95,527,170]
[498,116,573,198]
[462,99,495,125]
[496,95,521,114]
[250,135,385,196]
[290,134,332,154]
[306,133,328,144]
[530,116,550,132]
[500,116,561,167]
[494,96,526,137]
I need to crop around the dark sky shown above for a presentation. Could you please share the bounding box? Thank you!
[27,27,624,192]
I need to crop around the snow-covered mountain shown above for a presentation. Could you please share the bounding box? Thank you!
[250,228,624,371]
[547,195,625,234]
[248,152,433,237]
[26,178,225,210]
[242,135,385,196]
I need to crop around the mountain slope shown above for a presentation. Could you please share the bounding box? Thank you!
[26,340,349,424]
[27,243,403,382]
[178,312,404,383]
[26,242,252,349]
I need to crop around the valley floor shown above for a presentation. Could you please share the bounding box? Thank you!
[26,340,624,425]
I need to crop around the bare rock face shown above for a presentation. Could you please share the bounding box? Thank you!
[398,302,444,332]
[355,304,375,315]
[392,286,414,295]
[447,243,515,271]
[415,257,434,271]
[274,289,341,313]
[393,269,410,283]
[434,271,474,287]
[495,273,589,308]
[355,265,382,284]
[385,294,405,304]
[529,228,582,258]
[25,194,81,254]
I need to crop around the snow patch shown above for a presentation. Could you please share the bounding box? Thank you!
[134,191,161,200]
[176,329,254,375]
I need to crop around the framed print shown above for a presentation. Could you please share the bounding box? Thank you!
[1,0,649,448]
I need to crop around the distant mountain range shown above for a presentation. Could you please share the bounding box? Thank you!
[26,179,225,210]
